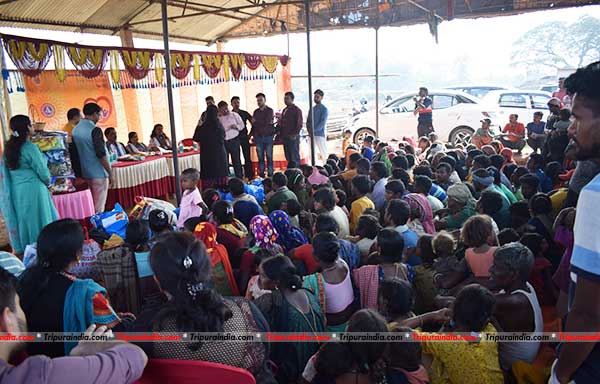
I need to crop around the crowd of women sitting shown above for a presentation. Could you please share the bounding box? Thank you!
[1,117,590,384]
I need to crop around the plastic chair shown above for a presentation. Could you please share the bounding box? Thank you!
[180,138,195,147]
[134,359,256,384]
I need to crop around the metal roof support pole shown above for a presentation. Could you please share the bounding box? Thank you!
[0,46,12,144]
[305,0,315,166]
[161,0,182,204]
[375,26,379,138]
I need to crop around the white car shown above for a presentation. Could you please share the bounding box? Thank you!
[346,90,499,147]
[445,85,511,99]
[479,90,553,125]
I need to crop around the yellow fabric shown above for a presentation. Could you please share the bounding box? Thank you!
[104,234,124,249]
[350,195,375,233]
[420,323,504,384]
[61,122,75,136]
[550,188,568,218]
[511,361,550,384]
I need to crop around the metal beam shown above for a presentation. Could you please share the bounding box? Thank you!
[160,0,182,204]
[131,1,268,26]
[405,0,444,20]
[375,26,379,137]
[305,0,315,165]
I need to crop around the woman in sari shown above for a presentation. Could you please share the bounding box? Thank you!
[18,219,121,357]
[129,232,274,382]
[194,221,239,296]
[211,200,248,264]
[403,193,435,236]
[269,210,309,253]
[352,229,415,310]
[254,255,325,383]
[303,232,356,332]
[149,123,172,151]
[241,215,284,296]
[0,115,58,254]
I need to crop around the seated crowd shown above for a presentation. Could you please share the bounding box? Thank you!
[1,64,599,384]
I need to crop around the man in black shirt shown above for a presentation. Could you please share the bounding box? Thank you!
[231,96,255,179]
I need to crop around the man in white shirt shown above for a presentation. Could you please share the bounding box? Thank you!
[553,61,600,384]
[218,100,244,179]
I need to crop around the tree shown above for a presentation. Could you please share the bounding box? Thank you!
[511,16,600,72]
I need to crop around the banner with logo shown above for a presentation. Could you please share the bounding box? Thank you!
[24,70,117,130]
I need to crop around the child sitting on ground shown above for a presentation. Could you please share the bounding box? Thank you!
[349,175,375,234]
[412,235,437,315]
[176,168,208,229]
[386,323,430,384]
[348,214,381,262]
[400,284,503,384]
[432,231,457,275]
[520,232,558,306]
[284,198,302,229]
[183,216,206,232]
[335,189,350,216]
[436,215,497,292]
[431,231,458,295]
[462,215,497,280]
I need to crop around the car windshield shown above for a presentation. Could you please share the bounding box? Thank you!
[499,93,527,108]
[531,94,550,109]
[386,97,414,113]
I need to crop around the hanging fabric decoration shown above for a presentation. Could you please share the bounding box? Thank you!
[279,55,290,66]
[229,54,244,81]
[193,54,201,81]
[66,47,108,78]
[222,54,231,82]
[201,54,222,78]
[3,38,52,77]
[154,53,164,85]
[244,54,261,70]
[53,45,66,82]
[120,49,154,79]
[109,50,120,86]
[261,56,279,73]
[170,52,192,80]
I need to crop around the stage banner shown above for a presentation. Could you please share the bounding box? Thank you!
[24,70,117,130]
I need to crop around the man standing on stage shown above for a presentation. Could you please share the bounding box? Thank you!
[72,103,111,213]
[218,101,244,179]
[280,91,303,166]
[252,93,275,177]
[307,89,329,164]
[414,87,434,137]
[231,96,254,179]
[200,96,215,124]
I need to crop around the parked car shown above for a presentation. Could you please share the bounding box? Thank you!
[345,90,499,147]
[445,85,511,99]
[540,85,558,94]
[479,90,552,125]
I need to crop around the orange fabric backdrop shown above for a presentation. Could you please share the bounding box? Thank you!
[24,71,117,130]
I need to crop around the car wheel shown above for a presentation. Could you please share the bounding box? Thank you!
[353,127,376,146]
[449,126,474,147]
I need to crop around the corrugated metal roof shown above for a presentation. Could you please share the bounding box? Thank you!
[0,0,272,44]
[0,0,596,45]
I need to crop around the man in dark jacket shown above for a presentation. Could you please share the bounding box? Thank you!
[279,91,303,166]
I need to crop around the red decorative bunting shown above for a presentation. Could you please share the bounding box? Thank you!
[244,54,262,70]
[171,53,192,80]
[279,55,290,66]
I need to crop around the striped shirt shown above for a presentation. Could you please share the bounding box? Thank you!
[0,251,25,277]
[571,173,600,280]
[430,183,448,204]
